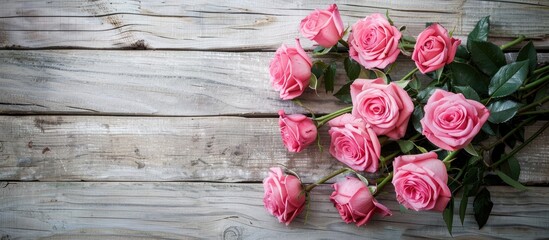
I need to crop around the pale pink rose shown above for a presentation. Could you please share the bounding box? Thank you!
[350,78,414,140]
[330,176,392,226]
[412,23,461,74]
[392,152,451,212]
[300,4,345,48]
[328,114,380,172]
[421,89,490,151]
[278,110,317,153]
[263,167,306,225]
[348,13,402,69]
[269,39,312,100]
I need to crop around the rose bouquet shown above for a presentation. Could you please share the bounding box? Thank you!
[264,4,548,232]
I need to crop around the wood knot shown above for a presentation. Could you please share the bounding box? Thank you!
[222,226,242,240]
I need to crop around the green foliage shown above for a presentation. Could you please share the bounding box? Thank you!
[487,100,520,124]
[470,41,506,76]
[516,41,537,75]
[488,61,529,98]
[467,16,490,51]
[473,187,493,229]
[443,198,454,235]
[344,57,361,81]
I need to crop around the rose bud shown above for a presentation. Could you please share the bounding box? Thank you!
[300,4,345,48]
[278,110,318,153]
[421,89,490,151]
[348,13,402,69]
[412,23,461,74]
[392,152,452,212]
[330,176,392,226]
[263,167,306,225]
[269,39,312,100]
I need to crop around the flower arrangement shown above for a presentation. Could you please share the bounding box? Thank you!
[264,4,548,232]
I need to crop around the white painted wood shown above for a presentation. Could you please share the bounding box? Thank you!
[0,182,547,239]
[0,116,546,184]
[0,0,547,49]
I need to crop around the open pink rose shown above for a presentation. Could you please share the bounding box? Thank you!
[330,176,392,226]
[278,110,317,152]
[392,152,451,212]
[412,23,461,74]
[300,4,344,48]
[263,167,306,225]
[350,78,414,140]
[348,13,402,69]
[328,114,380,172]
[421,89,490,151]
[269,39,312,100]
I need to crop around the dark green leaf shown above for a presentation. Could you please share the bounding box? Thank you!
[308,74,318,90]
[464,143,480,157]
[394,80,411,89]
[487,100,520,124]
[402,36,416,44]
[334,82,353,103]
[491,143,505,163]
[313,46,333,56]
[449,62,488,95]
[473,187,493,229]
[470,41,506,76]
[372,69,388,83]
[495,170,527,191]
[311,61,327,79]
[412,105,424,133]
[489,61,529,98]
[397,140,414,153]
[435,67,444,81]
[324,62,336,93]
[481,123,496,136]
[467,16,490,51]
[417,87,437,104]
[344,57,361,81]
[459,187,469,225]
[462,167,481,186]
[409,77,421,90]
[455,45,470,62]
[454,86,481,102]
[443,197,454,235]
[500,155,520,181]
[516,41,537,75]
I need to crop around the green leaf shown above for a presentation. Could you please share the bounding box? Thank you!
[399,205,410,213]
[308,74,318,90]
[487,100,520,124]
[488,60,529,98]
[313,46,333,56]
[470,41,506,76]
[454,86,481,102]
[412,105,424,133]
[372,69,388,84]
[344,57,361,81]
[397,140,414,153]
[356,173,370,186]
[385,9,394,26]
[334,82,353,103]
[462,167,480,186]
[464,143,480,157]
[443,197,454,235]
[394,80,411,89]
[324,62,336,93]
[455,45,470,62]
[358,68,370,79]
[417,87,437,104]
[409,77,421,90]
[449,62,488,95]
[473,187,493,229]
[495,170,527,191]
[482,123,496,136]
[467,16,490,51]
[435,67,444,82]
[516,41,537,75]
[311,61,327,79]
[415,144,428,154]
[500,155,520,181]
[459,187,469,225]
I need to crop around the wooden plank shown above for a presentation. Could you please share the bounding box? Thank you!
[0,116,547,184]
[0,182,547,239]
[1,51,548,116]
[0,0,547,50]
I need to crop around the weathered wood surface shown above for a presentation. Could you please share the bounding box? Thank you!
[0,182,547,240]
[0,51,547,116]
[0,0,547,50]
[0,116,547,184]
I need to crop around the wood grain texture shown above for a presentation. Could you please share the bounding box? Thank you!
[0,116,547,184]
[0,182,547,239]
[1,51,548,116]
[0,0,547,50]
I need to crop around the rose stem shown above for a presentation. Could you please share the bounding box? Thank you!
[314,106,353,127]
[380,151,400,165]
[442,150,459,163]
[533,65,549,75]
[500,35,526,50]
[518,109,549,116]
[520,74,549,91]
[399,68,419,81]
[491,121,549,168]
[518,95,549,113]
[338,39,349,48]
[304,168,350,192]
[486,116,536,149]
[374,172,393,196]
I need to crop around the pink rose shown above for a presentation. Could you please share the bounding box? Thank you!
[328,114,380,172]
[348,13,402,69]
[350,78,414,140]
[300,4,344,48]
[269,39,313,100]
[392,152,451,212]
[412,23,461,74]
[421,89,490,151]
[263,167,306,225]
[278,110,318,152]
[330,176,392,226]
